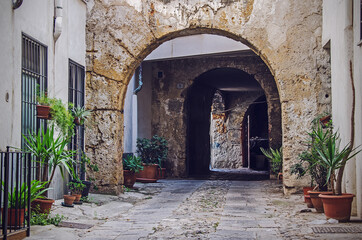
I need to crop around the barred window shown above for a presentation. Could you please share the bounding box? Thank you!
[68,60,85,179]
[21,34,47,148]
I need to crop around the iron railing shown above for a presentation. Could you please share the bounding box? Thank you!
[0,147,31,239]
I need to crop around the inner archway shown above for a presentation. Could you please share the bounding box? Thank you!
[187,67,276,177]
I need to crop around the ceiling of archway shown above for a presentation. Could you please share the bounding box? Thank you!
[196,68,262,92]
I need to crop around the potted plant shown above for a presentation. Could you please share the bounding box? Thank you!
[260,146,282,180]
[36,92,52,119]
[67,176,86,203]
[70,105,91,126]
[23,125,75,213]
[123,154,143,188]
[136,135,168,182]
[79,152,99,197]
[313,120,361,221]
[1,180,49,226]
[290,117,330,209]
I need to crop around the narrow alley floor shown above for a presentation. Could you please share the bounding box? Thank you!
[27,180,362,240]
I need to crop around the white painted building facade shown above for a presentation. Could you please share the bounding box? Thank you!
[0,0,87,199]
[323,0,362,218]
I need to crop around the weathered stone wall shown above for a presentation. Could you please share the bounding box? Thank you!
[86,0,330,194]
[210,91,265,169]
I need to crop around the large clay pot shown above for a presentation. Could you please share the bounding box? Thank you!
[319,193,355,222]
[31,198,55,214]
[123,170,137,188]
[308,191,332,213]
[136,164,158,182]
[1,208,25,227]
[303,187,314,203]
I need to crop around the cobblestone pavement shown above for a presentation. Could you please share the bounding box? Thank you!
[27,180,362,240]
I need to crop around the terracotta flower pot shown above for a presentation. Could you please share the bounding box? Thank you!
[72,194,82,202]
[305,195,314,208]
[36,105,52,119]
[63,195,76,206]
[308,191,332,213]
[31,198,55,214]
[319,193,355,222]
[123,170,137,188]
[136,164,158,182]
[1,208,26,227]
[303,187,314,203]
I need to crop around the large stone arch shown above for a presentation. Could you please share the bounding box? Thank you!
[85,0,330,194]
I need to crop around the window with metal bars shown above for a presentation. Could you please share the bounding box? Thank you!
[68,60,85,180]
[21,33,47,182]
[21,34,47,148]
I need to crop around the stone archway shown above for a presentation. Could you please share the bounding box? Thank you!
[85,0,330,194]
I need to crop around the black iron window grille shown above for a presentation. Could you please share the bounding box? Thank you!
[21,33,47,148]
[68,59,85,179]
[21,34,47,182]
[0,147,32,239]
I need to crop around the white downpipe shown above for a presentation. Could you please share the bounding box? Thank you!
[54,0,63,41]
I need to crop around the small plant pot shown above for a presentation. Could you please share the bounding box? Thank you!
[308,191,332,213]
[305,195,314,208]
[81,180,92,198]
[319,193,355,222]
[36,105,52,119]
[303,187,314,203]
[123,170,137,188]
[72,193,82,202]
[31,198,55,214]
[74,117,82,125]
[63,195,76,206]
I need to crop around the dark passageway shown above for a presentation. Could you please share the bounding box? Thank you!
[186,68,271,179]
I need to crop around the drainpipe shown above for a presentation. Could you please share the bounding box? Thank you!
[12,0,23,9]
[53,0,63,41]
[133,64,143,94]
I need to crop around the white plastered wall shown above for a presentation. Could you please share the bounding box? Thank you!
[323,0,361,218]
[0,0,86,199]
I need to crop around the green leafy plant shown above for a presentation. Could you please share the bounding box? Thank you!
[67,179,86,195]
[30,212,64,226]
[2,180,50,208]
[312,124,361,194]
[123,155,144,173]
[37,92,51,106]
[81,152,99,173]
[260,147,282,175]
[49,98,74,137]
[71,105,91,125]
[23,125,75,189]
[136,135,168,167]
